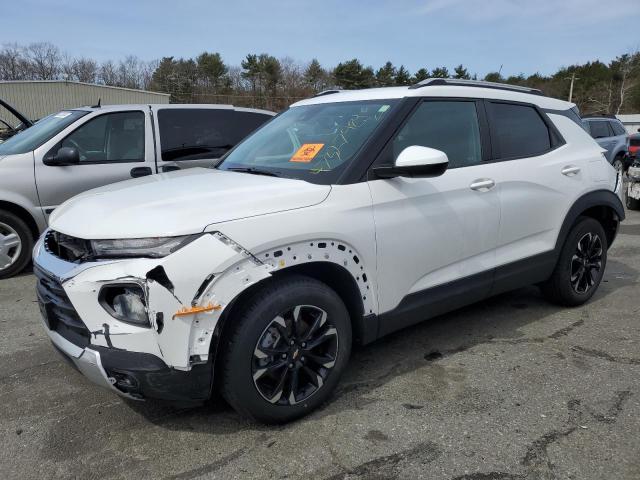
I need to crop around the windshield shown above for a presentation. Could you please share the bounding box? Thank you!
[217,100,398,184]
[0,110,88,155]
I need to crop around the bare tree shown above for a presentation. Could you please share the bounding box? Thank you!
[26,42,61,80]
[0,43,29,80]
[99,60,119,86]
[613,50,640,114]
[73,57,99,83]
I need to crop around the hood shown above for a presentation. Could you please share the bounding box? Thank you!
[50,168,331,239]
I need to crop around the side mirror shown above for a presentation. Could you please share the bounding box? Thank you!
[46,147,80,166]
[374,146,449,179]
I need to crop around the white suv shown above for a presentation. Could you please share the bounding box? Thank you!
[33,79,624,423]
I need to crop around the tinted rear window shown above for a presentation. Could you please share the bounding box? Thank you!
[158,109,271,162]
[630,137,640,147]
[588,121,612,139]
[487,102,551,158]
[609,121,626,136]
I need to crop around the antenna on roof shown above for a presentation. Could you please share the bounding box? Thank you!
[91,98,101,108]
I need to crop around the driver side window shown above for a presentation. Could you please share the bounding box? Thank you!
[62,111,145,163]
[392,100,482,169]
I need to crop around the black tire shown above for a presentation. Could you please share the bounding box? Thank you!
[613,156,625,176]
[0,210,33,280]
[626,189,640,210]
[219,275,352,423]
[541,217,607,306]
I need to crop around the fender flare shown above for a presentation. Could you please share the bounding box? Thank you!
[554,189,624,252]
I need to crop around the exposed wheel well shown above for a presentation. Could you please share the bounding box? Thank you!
[579,205,619,247]
[208,262,368,397]
[0,201,39,240]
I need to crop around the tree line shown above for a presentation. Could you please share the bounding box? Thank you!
[1,41,638,114]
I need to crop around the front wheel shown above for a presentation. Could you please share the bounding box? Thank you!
[219,275,352,423]
[0,210,33,279]
[541,217,607,306]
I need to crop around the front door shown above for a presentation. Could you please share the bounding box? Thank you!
[368,99,501,316]
[34,109,154,214]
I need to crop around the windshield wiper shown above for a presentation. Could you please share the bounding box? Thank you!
[226,167,281,177]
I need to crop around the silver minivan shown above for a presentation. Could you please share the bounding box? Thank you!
[0,104,274,278]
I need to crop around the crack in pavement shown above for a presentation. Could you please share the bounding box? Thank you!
[321,441,441,480]
[571,346,640,366]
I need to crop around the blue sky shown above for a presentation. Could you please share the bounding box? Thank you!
[4,0,640,77]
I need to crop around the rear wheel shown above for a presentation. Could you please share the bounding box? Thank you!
[541,217,607,306]
[219,275,351,423]
[613,156,625,176]
[0,210,33,279]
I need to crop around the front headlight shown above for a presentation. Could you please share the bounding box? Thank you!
[90,235,198,259]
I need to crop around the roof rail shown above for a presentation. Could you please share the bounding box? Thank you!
[409,78,544,96]
[313,89,342,98]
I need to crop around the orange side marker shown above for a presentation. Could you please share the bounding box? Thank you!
[173,303,221,319]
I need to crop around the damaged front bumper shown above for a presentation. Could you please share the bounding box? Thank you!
[33,230,272,404]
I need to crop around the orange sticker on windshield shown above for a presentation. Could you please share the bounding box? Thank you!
[290,143,324,163]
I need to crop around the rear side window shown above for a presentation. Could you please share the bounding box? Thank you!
[588,121,612,139]
[158,109,271,162]
[609,121,626,136]
[487,102,551,159]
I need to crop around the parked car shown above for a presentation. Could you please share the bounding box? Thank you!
[0,104,274,278]
[582,115,630,173]
[34,79,623,423]
[0,98,33,143]
[628,132,640,161]
[625,157,640,210]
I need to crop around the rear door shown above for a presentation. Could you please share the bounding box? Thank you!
[484,101,585,275]
[588,120,615,161]
[153,107,273,172]
[34,108,154,213]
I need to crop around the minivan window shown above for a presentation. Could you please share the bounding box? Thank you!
[158,109,271,162]
[60,111,145,162]
[0,110,88,155]
[589,121,612,139]
[392,100,482,168]
[609,121,626,136]
[488,102,551,159]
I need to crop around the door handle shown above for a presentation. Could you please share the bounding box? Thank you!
[161,165,181,173]
[130,167,153,178]
[469,178,495,191]
[561,165,581,176]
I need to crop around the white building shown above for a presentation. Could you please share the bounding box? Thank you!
[616,114,640,135]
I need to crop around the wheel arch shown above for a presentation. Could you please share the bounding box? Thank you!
[555,189,624,251]
[0,200,40,241]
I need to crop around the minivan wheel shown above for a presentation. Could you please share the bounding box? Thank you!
[0,211,33,279]
[219,275,351,423]
[541,217,607,306]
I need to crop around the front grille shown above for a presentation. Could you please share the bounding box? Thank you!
[35,265,91,348]
[44,230,91,263]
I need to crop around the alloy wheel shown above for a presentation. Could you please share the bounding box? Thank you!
[0,222,21,271]
[570,232,603,294]
[252,305,338,406]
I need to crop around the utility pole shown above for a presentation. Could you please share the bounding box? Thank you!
[565,72,579,102]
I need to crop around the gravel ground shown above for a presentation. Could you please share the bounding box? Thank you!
[1,209,639,480]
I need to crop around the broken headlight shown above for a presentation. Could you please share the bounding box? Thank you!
[90,235,197,259]
[99,284,149,326]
